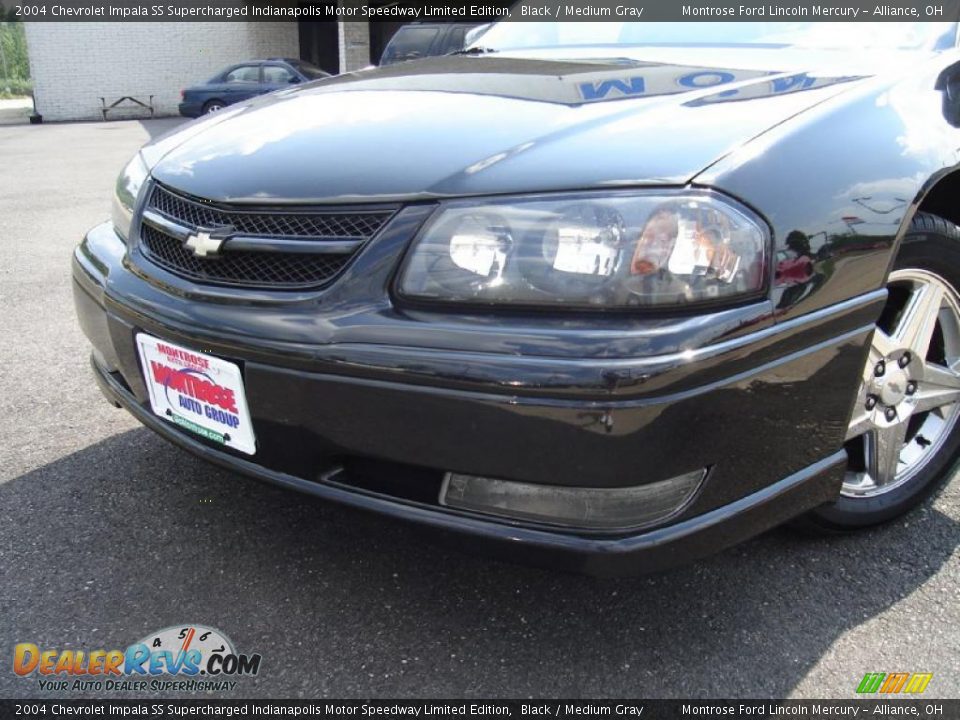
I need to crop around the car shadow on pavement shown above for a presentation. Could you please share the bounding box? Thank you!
[1,427,956,699]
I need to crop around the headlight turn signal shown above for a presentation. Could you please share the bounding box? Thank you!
[111,153,150,242]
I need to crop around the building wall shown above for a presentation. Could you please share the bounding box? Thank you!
[338,19,371,71]
[24,22,299,122]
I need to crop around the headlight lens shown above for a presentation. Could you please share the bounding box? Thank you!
[111,153,149,241]
[398,192,768,308]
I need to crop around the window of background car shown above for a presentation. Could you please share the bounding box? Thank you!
[224,65,260,83]
[382,27,440,63]
[439,27,467,55]
[263,65,295,84]
[478,21,957,52]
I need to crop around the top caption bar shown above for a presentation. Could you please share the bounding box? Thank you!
[6,0,960,22]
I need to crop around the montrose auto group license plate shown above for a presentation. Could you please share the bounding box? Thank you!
[136,334,257,455]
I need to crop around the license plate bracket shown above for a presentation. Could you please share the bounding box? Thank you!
[135,333,257,455]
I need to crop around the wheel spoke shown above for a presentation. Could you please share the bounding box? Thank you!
[846,381,873,440]
[865,421,909,486]
[869,328,898,363]
[914,362,960,414]
[893,282,944,359]
[846,409,873,441]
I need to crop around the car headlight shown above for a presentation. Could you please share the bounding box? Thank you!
[398,191,768,309]
[111,153,150,241]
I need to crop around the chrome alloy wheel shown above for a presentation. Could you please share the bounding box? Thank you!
[844,268,960,498]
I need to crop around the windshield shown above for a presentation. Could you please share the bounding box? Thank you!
[478,22,957,52]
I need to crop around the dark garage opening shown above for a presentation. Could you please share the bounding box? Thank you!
[298,15,339,74]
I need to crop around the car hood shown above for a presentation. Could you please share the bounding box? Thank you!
[146,53,883,204]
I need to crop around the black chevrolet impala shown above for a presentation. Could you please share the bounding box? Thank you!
[73,22,960,575]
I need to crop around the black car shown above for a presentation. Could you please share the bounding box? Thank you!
[75,22,960,575]
[379,22,488,65]
[178,58,329,117]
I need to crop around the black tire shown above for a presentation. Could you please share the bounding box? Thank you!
[202,100,225,115]
[803,212,960,532]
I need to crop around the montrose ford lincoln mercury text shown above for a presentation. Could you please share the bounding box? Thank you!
[73,21,960,574]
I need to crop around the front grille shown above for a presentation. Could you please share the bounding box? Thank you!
[141,225,353,289]
[139,184,395,290]
[150,185,391,239]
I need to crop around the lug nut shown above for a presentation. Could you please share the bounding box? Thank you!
[866,395,878,410]
[899,353,911,368]
[906,382,917,396]
[874,361,886,377]
[885,407,897,422]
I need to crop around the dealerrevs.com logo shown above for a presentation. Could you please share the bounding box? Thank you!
[13,624,262,693]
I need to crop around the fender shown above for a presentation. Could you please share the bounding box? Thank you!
[696,50,960,324]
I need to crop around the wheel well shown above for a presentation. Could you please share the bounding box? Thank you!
[917,170,960,229]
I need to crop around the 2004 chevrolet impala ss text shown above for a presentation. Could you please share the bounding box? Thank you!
[73,22,960,575]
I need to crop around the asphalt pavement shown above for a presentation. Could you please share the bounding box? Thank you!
[0,118,957,700]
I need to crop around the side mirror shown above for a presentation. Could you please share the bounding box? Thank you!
[288,76,301,84]
[935,62,960,128]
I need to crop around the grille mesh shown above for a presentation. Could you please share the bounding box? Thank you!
[141,225,352,289]
[150,185,392,239]
[139,184,394,289]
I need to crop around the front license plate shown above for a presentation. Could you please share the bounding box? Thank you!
[136,333,257,455]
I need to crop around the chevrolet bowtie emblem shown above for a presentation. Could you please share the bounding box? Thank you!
[183,227,233,258]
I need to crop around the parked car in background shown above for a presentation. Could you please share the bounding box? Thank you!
[379,22,488,65]
[178,59,329,117]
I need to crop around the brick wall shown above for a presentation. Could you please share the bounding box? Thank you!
[24,22,300,122]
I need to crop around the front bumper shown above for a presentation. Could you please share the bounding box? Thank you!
[73,219,881,575]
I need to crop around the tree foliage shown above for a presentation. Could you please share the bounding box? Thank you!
[0,2,17,23]
[0,21,29,81]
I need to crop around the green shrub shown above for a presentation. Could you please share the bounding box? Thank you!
[0,76,31,98]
